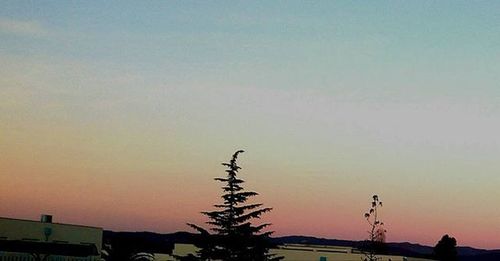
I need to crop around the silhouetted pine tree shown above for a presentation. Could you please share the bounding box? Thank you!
[187,150,282,261]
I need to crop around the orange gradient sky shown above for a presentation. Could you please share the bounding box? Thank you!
[1,1,500,250]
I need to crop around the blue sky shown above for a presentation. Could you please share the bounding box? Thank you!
[1,1,500,249]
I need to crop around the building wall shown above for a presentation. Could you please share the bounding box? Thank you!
[0,253,100,261]
[0,218,102,252]
[0,217,103,261]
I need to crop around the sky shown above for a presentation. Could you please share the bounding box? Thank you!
[1,1,500,249]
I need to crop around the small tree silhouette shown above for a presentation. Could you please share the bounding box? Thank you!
[362,194,386,261]
[186,150,282,261]
[434,234,458,261]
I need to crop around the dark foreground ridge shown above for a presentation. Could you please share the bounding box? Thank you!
[103,231,500,261]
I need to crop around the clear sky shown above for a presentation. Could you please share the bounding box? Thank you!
[1,1,499,249]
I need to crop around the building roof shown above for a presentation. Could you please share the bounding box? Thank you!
[0,216,101,229]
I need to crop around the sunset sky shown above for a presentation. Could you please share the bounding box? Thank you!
[1,1,500,249]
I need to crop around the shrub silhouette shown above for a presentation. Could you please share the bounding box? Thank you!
[434,234,458,261]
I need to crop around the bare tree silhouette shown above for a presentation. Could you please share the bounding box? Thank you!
[362,194,386,261]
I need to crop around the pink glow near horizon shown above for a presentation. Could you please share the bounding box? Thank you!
[1,153,499,249]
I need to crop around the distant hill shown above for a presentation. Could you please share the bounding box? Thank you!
[103,231,500,260]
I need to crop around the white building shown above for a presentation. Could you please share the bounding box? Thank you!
[0,215,103,261]
[169,243,436,261]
